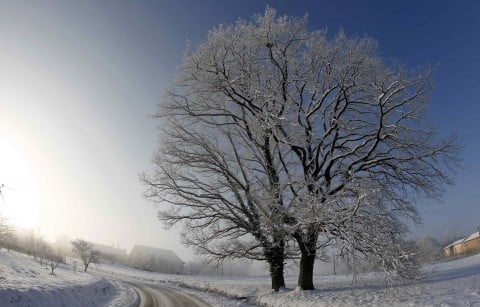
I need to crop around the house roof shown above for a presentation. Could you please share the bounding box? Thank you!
[129,244,184,264]
[444,238,466,249]
[444,231,480,249]
[464,231,480,242]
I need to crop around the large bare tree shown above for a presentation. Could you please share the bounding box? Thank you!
[144,8,459,290]
[142,109,292,290]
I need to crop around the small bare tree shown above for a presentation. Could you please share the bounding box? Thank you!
[144,256,157,272]
[71,239,100,272]
[24,231,38,257]
[35,236,52,267]
[46,252,63,275]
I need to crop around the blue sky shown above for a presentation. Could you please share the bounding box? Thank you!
[0,1,479,258]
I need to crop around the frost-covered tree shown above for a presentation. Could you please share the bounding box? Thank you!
[39,245,63,275]
[46,253,62,275]
[0,183,4,202]
[441,229,462,247]
[71,239,99,272]
[142,108,292,290]
[416,235,442,263]
[0,188,15,251]
[143,256,157,272]
[35,236,52,266]
[0,215,13,248]
[144,8,459,290]
[25,230,48,259]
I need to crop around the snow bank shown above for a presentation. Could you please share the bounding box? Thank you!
[0,250,137,307]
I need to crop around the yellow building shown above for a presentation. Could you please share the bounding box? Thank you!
[444,231,480,257]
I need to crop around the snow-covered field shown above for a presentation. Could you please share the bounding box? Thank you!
[96,254,480,306]
[0,250,137,307]
[4,247,480,306]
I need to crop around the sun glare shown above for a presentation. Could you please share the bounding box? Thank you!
[0,136,40,229]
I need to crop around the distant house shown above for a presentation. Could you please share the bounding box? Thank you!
[128,244,184,274]
[444,231,480,257]
[91,243,128,264]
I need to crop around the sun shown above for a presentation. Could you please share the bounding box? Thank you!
[0,136,40,229]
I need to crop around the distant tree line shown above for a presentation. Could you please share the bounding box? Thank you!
[0,221,65,275]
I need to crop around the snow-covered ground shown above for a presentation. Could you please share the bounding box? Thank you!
[92,264,256,307]
[0,250,137,307]
[96,254,480,306]
[4,247,480,306]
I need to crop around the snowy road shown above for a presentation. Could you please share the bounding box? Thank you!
[130,282,210,307]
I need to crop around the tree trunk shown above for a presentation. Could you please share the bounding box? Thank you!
[298,250,316,290]
[294,229,318,290]
[268,254,285,292]
[265,242,286,292]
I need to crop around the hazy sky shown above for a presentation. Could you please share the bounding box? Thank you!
[0,0,479,261]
